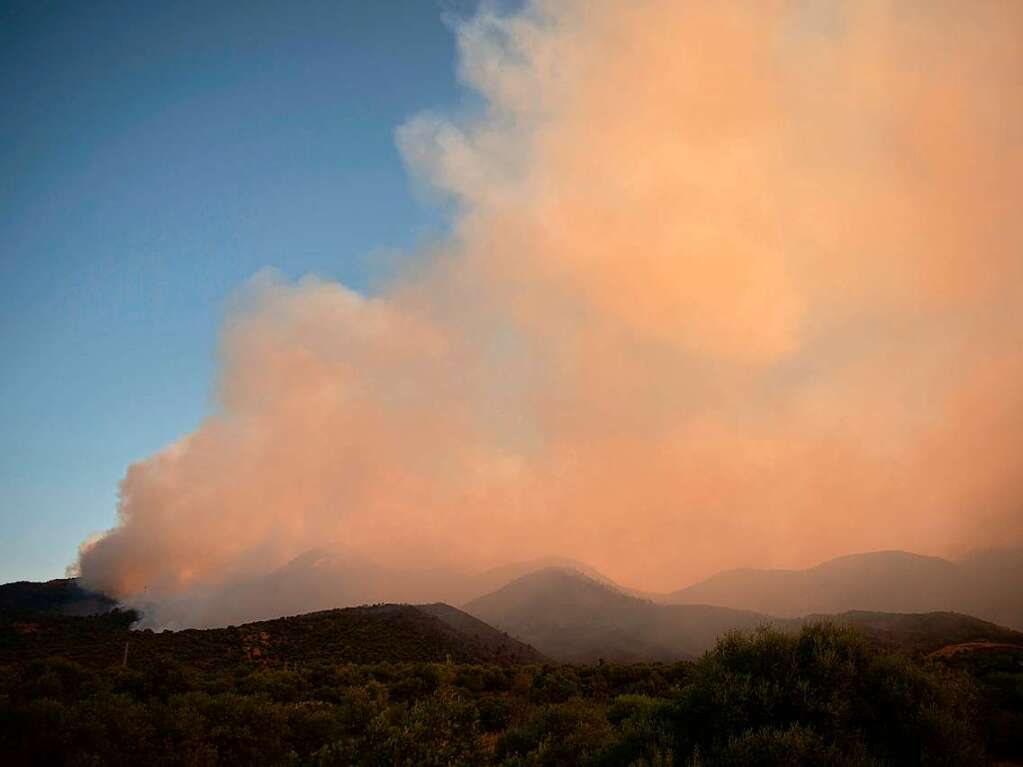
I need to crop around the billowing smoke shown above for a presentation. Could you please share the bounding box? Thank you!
[78,0,1023,625]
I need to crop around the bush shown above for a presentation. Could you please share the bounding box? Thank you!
[714,724,877,767]
[663,623,986,766]
[498,698,615,766]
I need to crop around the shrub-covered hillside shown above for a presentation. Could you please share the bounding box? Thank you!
[0,603,545,669]
[3,622,1018,766]
[0,578,116,616]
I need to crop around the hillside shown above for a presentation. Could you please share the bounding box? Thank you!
[813,610,1023,655]
[664,549,1023,629]
[465,567,770,662]
[0,602,546,669]
[416,602,549,663]
[0,577,117,617]
[130,550,455,629]
[6,621,1013,767]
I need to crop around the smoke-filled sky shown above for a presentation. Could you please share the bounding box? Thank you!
[6,1,1023,609]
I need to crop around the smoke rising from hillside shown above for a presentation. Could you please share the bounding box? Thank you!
[78,0,1023,623]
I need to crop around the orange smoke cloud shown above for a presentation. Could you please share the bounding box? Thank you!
[78,0,1023,621]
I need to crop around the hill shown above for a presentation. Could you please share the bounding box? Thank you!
[0,577,117,616]
[804,610,1023,655]
[464,567,769,662]
[0,602,546,669]
[663,549,1023,629]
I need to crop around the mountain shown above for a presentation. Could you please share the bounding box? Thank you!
[126,547,1023,631]
[464,567,770,662]
[467,557,654,601]
[0,602,546,669]
[952,548,1023,630]
[124,549,651,629]
[463,567,1023,663]
[0,578,117,617]
[663,549,1023,630]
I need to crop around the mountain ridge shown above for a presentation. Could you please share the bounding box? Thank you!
[662,548,1023,629]
[0,601,547,669]
[465,567,1023,663]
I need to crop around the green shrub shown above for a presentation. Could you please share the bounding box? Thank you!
[662,623,986,766]
[714,724,877,767]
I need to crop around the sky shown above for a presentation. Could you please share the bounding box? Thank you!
[0,0,478,582]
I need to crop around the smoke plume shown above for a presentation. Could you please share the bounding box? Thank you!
[78,0,1023,625]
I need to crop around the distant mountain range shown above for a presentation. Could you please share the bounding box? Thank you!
[463,567,1023,662]
[59,547,1022,633]
[660,549,1023,630]
[4,547,1021,667]
[115,550,631,629]
[4,562,1023,668]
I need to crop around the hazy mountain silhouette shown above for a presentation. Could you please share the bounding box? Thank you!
[463,567,1023,663]
[125,550,648,629]
[6,567,1020,668]
[662,549,1023,630]
[468,557,654,600]
[464,567,769,662]
[18,548,1021,640]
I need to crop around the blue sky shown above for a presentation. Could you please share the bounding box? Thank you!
[0,0,481,582]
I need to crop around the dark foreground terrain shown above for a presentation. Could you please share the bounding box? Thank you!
[2,578,1022,765]
[0,624,1019,767]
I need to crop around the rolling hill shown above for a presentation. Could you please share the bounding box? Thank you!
[801,610,1023,655]
[0,602,546,669]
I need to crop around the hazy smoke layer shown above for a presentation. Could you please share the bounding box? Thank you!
[79,0,1023,621]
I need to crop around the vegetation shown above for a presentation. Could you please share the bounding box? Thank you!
[3,620,1017,766]
[0,603,545,669]
[0,578,116,617]
[934,642,1023,761]
[816,610,1023,655]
